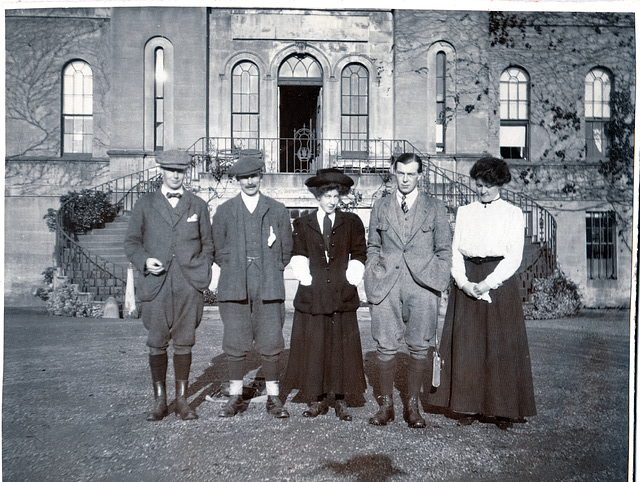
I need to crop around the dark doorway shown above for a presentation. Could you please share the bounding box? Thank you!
[279,85,321,172]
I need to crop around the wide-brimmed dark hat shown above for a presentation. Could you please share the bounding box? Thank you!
[227,156,264,177]
[156,149,192,169]
[305,168,354,188]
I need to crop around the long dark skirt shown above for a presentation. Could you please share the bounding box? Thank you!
[284,310,367,397]
[428,259,537,419]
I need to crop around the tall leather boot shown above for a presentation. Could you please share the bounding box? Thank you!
[147,353,168,422]
[404,356,428,428]
[147,381,168,422]
[369,358,395,426]
[175,379,198,421]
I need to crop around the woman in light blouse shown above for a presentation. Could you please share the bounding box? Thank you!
[429,157,536,430]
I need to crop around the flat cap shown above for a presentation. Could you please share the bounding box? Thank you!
[156,150,192,169]
[227,156,264,177]
[305,168,354,188]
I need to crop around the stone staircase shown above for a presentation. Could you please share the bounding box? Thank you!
[66,215,131,302]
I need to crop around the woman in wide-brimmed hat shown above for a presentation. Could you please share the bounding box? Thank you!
[284,169,367,421]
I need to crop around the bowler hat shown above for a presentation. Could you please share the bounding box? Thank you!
[227,156,264,177]
[156,150,192,170]
[305,168,354,188]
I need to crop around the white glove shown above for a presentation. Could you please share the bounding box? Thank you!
[346,260,365,286]
[478,291,492,303]
[290,255,312,286]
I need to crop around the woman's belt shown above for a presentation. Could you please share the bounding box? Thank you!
[465,256,504,264]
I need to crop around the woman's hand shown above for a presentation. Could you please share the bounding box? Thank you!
[461,282,478,298]
[473,281,491,296]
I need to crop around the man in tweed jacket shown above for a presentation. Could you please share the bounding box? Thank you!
[364,153,452,429]
[125,150,214,422]
[212,156,293,419]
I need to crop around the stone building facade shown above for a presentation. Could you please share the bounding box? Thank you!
[4,7,635,307]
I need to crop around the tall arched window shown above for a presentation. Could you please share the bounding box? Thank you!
[435,51,446,153]
[154,47,165,151]
[232,61,259,143]
[144,37,173,151]
[499,67,529,160]
[585,68,612,160]
[62,60,93,155]
[341,63,369,153]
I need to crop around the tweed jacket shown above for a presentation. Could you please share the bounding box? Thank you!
[364,190,452,304]
[124,189,214,302]
[212,193,293,302]
[292,210,366,315]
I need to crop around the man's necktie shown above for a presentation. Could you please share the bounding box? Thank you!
[401,195,408,214]
[323,214,332,253]
[166,192,182,199]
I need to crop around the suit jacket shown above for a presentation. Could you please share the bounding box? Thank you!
[364,191,452,304]
[292,210,366,315]
[124,189,214,302]
[212,193,293,302]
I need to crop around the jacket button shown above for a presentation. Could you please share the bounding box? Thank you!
[327,279,331,283]
[395,266,399,269]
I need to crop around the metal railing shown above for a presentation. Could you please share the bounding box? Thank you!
[188,136,557,296]
[56,137,556,302]
[54,166,164,300]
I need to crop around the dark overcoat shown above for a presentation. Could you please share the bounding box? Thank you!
[124,189,214,302]
[212,194,293,302]
[292,210,366,315]
[364,191,452,304]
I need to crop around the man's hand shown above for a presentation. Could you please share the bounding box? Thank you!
[146,258,165,275]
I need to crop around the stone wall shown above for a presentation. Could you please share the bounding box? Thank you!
[5,159,110,306]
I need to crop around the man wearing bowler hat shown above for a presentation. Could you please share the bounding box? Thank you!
[125,149,214,421]
[212,156,293,418]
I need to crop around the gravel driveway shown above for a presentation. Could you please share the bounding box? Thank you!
[2,307,630,481]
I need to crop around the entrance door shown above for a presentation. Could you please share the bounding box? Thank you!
[279,85,321,172]
[278,54,323,172]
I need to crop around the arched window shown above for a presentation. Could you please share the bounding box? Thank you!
[585,68,612,160]
[436,51,446,153]
[499,67,529,160]
[341,63,369,153]
[62,60,93,155]
[144,37,173,151]
[154,47,165,151]
[232,61,259,143]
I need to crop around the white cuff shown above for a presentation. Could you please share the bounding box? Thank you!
[290,255,313,286]
[346,259,365,286]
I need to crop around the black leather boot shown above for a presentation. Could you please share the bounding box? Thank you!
[146,381,168,422]
[335,399,352,422]
[266,396,290,418]
[404,357,428,428]
[303,398,329,417]
[217,394,245,417]
[175,379,198,420]
[404,396,426,428]
[369,358,396,426]
[369,394,394,425]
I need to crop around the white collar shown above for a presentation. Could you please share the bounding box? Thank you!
[241,191,260,213]
[316,210,336,233]
[161,186,184,197]
[396,189,419,209]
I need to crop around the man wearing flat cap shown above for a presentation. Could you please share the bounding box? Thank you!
[125,149,214,421]
[212,156,293,418]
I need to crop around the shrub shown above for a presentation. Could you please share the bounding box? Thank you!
[524,269,581,320]
[45,282,93,317]
[203,288,218,305]
[57,189,119,234]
